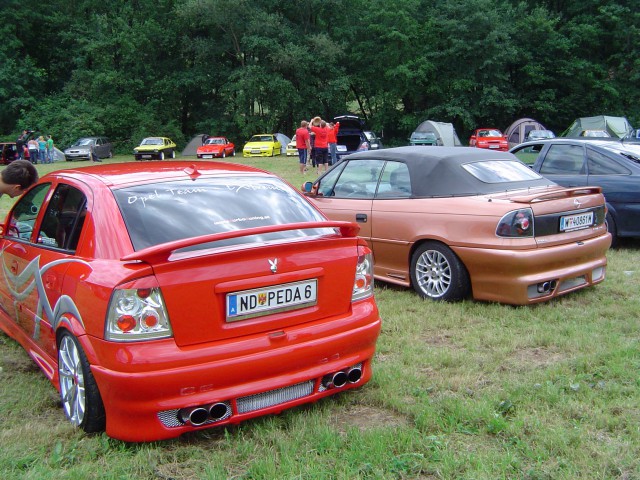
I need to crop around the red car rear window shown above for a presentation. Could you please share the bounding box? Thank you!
[114,176,327,251]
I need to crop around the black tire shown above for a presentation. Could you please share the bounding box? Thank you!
[605,212,618,248]
[410,241,470,301]
[171,149,175,159]
[159,151,165,160]
[58,332,106,433]
[232,149,235,157]
[108,150,113,158]
[221,150,226,158]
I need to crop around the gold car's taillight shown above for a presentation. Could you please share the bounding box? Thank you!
[496,208,534,238]
[352,244,374,301]
[105,278,173,342]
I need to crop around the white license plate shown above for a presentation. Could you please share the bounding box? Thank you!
[337,145,347,152]
[226,279,317,322]
[251,149,261,154]
[560,212,594,231]
[489,145,499,149]
[142,154,152,158]
[202,154,213,159]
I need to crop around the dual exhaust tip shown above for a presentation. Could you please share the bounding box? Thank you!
[179,402,230,427]
[323,366,362,389]
[536,280,557,294]
[178,365,363,427]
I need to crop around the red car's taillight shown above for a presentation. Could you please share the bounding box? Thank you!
[496,208,534,237]
[352,244,374,301]
[105,279,173,341]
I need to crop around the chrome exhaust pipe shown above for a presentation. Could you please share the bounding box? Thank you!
[331,371,348,388]
[208,402,230,421]
[537,281,551,294]
[347,366,362,384]
[188,407,210,426]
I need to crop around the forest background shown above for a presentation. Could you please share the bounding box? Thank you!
[1,0,639,152]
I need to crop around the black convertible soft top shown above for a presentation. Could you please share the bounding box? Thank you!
[342,146,556,197]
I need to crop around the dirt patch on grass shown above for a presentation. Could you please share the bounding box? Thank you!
[330,404,410,433]
[510,347,566,369]
[0,349,40,374]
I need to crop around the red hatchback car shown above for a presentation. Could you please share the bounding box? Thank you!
[196,136,235,159]
[0,162,381,441]
[469,128,509,151]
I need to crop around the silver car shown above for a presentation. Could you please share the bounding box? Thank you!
[64,137,113,161]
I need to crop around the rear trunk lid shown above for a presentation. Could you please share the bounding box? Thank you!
[122,224,360,347]
[506,186,607,246]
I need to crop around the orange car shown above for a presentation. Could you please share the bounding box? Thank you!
[469,128,509,151]
[303,147,611,305]
[0,161,380,441]
[196,136,235,158]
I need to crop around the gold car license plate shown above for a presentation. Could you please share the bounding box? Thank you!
[560,212,594,232]
[226,279,318,322]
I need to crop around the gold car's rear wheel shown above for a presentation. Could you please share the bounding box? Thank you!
[411,241,470,301]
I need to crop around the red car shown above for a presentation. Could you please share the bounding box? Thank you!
[0,161,381,441]
[1,142,20,165]
[469,128,509,151]
[197,136,235,159]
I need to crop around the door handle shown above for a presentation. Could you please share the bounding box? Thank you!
[355,213,368,223]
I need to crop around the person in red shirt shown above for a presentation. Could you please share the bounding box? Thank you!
[295,120,311,174]
[327,121,340,165]
[310,117,330,173]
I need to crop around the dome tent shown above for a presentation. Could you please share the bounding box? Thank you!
[181,134,210,156]
[505,118,547,148]
[561,115,634,139]
[275,133,291,154]
[411,120,462,147]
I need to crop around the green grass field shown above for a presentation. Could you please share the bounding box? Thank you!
[1,155,638,479]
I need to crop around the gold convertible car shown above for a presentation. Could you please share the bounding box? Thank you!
[303,147,611,305]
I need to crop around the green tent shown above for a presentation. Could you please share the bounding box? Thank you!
[562,115,634,139]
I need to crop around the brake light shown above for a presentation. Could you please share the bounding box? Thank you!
[496,208,534,237]
[352,244,374,301]
[105,279,173,341]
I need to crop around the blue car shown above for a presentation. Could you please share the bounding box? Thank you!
[511,138,640,246]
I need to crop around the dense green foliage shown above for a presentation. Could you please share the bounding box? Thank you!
[1,0,639,150]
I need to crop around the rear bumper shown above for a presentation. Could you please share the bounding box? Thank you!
[452,233,611,305]
[87,299,381,441]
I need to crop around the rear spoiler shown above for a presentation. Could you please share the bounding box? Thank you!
[121,221,360,263]
[509,186,602,204]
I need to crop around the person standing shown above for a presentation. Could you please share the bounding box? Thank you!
[0,160,39,198]
[37,136,47,164]
[295,120,311,174]
[327,121,340,165]
[28,138,39,164]
[46,135,55,163]
[16,130,28,160]
[310,117,329,174]
[91,142,102,162]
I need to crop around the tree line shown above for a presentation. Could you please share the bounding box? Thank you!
[1,0,638,151]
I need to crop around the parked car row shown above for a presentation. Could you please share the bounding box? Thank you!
[0,135,630,442]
